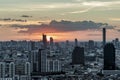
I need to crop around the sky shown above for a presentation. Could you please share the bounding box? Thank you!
[0,0,120,41]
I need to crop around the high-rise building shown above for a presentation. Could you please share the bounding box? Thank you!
[47,60,54,72]
[25,62,31,80]
[54,60,61,72]
[50,37,54,46]
[38,49,47,72]
[15,64,25,75]
[103,28,106,47]
[9,62,15,79]
[47,59,61,72]
[30,50,38,72]
[75,38,78,47]
[42,34,47,48]
[0,62,5,78]
[72,47,84,65]
[104,43,115,70]
[25,62,31,76]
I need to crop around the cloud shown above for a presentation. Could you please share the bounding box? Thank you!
[21,15,32,18]
[68,7,94,14]
[0,18,27,22]
[81,1,120,7]
[109,18,120,21]
[11,20,115,34]
[87,34,101,36]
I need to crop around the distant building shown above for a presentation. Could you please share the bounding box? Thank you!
[103,28,106,47]
[0,62,5,78]
[104,43,116,70]
[9,62,15,79]
[72,47,84,65]
[88,40,94,50]
[30,41,35,50]
[75,38,78,47]
[42,34,47,48]
[50,37,54,46]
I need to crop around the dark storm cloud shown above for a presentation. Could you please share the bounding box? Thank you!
[11,20,115,34]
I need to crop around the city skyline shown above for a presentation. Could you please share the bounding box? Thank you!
[0,0,120,41]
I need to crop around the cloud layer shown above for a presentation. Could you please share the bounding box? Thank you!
[11,20,115,34]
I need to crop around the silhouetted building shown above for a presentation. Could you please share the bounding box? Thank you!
[72,47,84,65]
[104,43,116,70]
[103,28,106,47]
[50,37,53,46]
[66,40,69,46]
[42,34,47,48]
[75,38,78,47]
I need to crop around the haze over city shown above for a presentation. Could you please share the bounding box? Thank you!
[0,0,120,41]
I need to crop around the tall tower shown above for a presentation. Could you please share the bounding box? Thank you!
[103,28,106,47]
[9,62,15,79]
[0,62,5,78]
[104,43,115,70]
[72,47,84,65]
[75,38,78,47]
[42,34,47,48]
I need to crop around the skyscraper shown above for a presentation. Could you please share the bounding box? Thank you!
[0,62,5,78]
[50,37,53,46]
[42,34,47,48]
[38,49,47,72]
[30,50,38,72]
[75,38,78,47]
[9,62,15,79]
[72,47,84,65]
[103,28,106,47]
[104,43,115,70]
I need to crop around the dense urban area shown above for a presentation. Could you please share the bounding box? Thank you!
[0,28,120,80]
